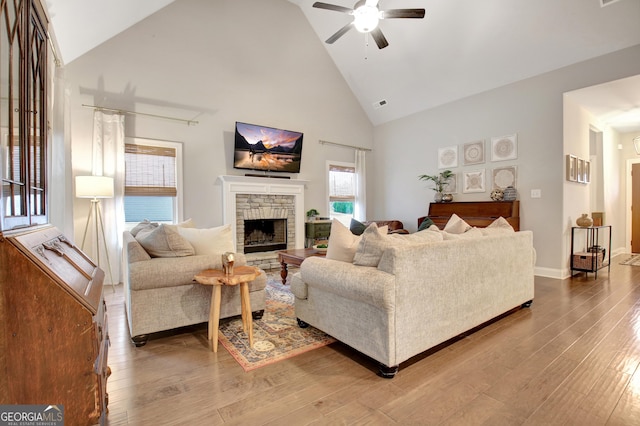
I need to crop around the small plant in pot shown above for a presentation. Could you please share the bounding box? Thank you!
[306,208,320,221]
[419,170,454,202]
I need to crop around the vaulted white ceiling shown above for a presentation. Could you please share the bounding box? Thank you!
[45,0,640,130]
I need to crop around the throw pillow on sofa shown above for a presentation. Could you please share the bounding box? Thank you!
[130,219,158,237]
[442,227,484,240]
[176,218,196,228]
[135,224,195,257]
[349,218,367,236]
[417,216,435,231]
[175,224,234,255]
[352,222,390,267]
[390,228,443,243]
[326,219,363,263]
[443,213,472,234]
[481,216,515,236]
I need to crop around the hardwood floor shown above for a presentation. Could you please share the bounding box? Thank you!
[104,258,640,425]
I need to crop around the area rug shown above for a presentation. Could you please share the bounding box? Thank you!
[217,272,335,372]
[620,255,640,266]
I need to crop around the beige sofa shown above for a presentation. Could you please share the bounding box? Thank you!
[291,222,535,378]
[122,230,266,346]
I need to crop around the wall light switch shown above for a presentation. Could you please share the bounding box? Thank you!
[531,189,541,198]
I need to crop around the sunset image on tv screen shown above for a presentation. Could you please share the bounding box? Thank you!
[234,122,303,173]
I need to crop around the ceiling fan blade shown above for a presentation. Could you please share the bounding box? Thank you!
[381,8,426,19]
[326,22,354,44]
[312,2,353,14]
[370,27,389,49]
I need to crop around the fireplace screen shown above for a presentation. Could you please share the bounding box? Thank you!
[243,219,287,253]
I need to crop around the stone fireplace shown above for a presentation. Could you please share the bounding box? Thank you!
[218,175,308,269]
[236,199,294,254]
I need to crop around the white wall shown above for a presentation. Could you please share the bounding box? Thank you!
[64,0,373,241]
[370,44,640,278]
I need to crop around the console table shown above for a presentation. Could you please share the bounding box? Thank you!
[570,226,611,278]
[305,220,331,247]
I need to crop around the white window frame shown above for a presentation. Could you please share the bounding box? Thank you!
[326,160,356,226]
[124,137,184,226]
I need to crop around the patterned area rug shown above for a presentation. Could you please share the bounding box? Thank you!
[217,272,335,371]
[620,255,640,266]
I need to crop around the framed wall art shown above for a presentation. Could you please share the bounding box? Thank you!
[462,140,485,166]
[566,154,577,182]
[442,173,457,194]
[492,166,517,190]
[584,160,590,183]
[491,134,517,162]
[577,158,585,183]
[462,169,485,193]
[438,145,458,169]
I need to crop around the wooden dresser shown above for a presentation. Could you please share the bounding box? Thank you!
[420,201,520,231]
[0,225,109,425]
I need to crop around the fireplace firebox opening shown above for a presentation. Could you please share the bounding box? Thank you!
[243,219,287,254]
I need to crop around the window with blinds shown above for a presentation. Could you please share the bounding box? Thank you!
[125,144,177,196]
[328,163,355,225]
[124,140,182,224]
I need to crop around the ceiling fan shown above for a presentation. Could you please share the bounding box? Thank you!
[312,0,425,49]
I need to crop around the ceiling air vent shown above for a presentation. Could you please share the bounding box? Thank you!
[601,0,623,7]
[373,99,388,109]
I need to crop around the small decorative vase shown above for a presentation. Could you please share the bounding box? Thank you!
[434,192,443,203]
[490,189,504,201]
[576,214,593,228]
[503,186,517,201]
[441,193,453,202]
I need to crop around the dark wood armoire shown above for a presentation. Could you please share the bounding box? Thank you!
[0,225,110,425]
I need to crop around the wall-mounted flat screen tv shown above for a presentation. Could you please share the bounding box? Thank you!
[234,121,303,173]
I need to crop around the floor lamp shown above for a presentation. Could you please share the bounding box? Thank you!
[76,175,115,291]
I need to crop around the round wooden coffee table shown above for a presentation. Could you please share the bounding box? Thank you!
[194,265,260,352]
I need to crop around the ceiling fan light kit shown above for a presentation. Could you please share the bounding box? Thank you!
[313,0,425,49]
[353,4,379,32]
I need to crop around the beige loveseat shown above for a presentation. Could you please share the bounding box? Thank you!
[291,218,535,378]
[122,226,266,346]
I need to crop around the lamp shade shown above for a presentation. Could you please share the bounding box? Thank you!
[75,175,114,199]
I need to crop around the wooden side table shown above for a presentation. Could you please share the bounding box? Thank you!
[194,265,260,352]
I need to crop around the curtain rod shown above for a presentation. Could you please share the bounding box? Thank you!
[82,104,199,126]
[318,139,372,152]
[47,35,61,67]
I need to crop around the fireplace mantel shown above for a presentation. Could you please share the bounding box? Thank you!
[218,175,309,251]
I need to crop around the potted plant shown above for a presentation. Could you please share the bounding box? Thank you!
[419,170,454,202]
[306,208,320,221]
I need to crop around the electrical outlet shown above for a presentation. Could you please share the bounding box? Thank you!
[531,189,541,198]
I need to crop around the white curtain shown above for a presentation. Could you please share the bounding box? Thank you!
[354,149,366,221]
[92,110,125,285]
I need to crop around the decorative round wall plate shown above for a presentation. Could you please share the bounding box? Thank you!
[492,166,517,190]
[462,169,486,193]
[491,134,517,161]
[438,146,458,169]
[463,140,485,165]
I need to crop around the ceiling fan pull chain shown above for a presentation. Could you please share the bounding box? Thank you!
[364,33,369,60]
